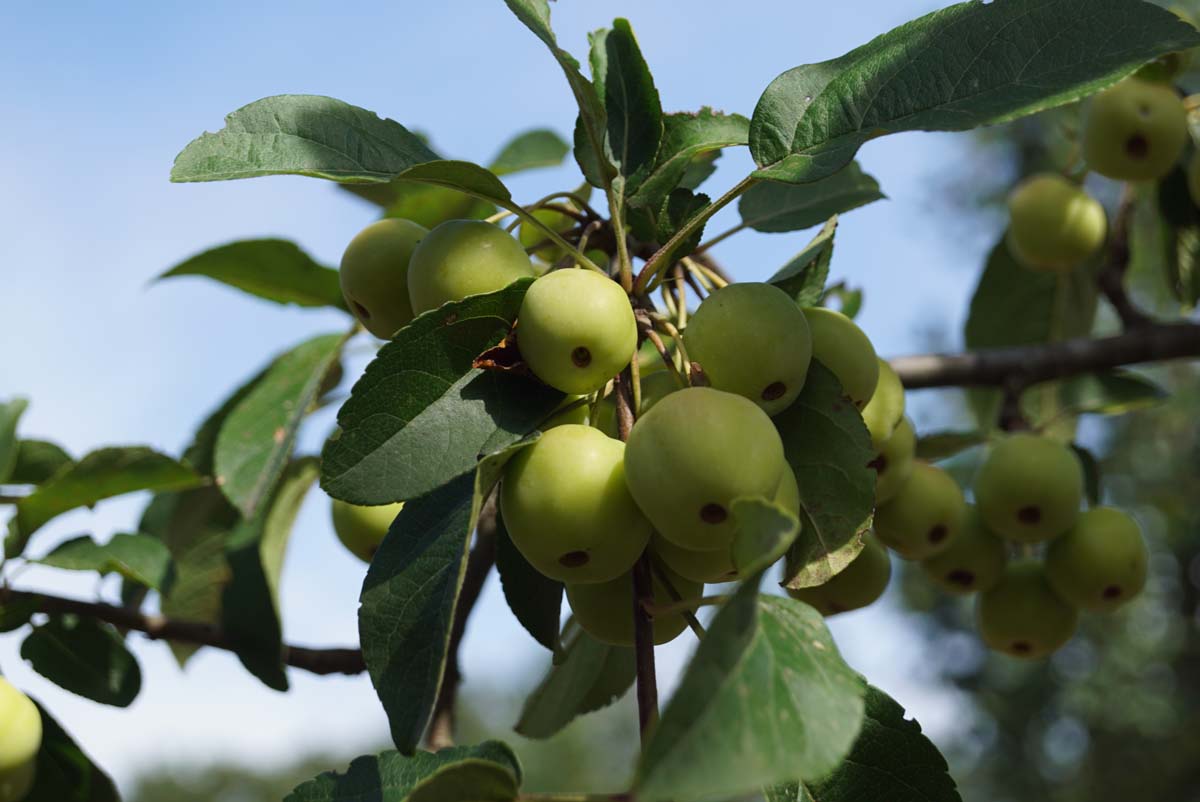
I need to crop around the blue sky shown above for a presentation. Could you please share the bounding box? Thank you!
[0,0,1002,789]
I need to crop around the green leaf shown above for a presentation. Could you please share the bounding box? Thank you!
[1057,370,1168,416]
[730,496,802,577]
[590,20,663,185]
[214,332,346,517]
[488,128,570,176]
[5,447,204,557]
[768,217,837,305]
[7,439,74,486]
[739,163,882,233]
[0,396,29,484]
[800,684,961,802]
[21,616,141,707]
[636,583,864,802]
[515,626,635,740]
[27,700,120,802]
[37,533,172,590]
[629,109,750,210]
[915,430,987,461]
[158,239,347,310]
[1071,443,1102,506]
[0,596,37,633]
[750,0,1200,183]
[221,457,320,691]
[773,363,875,589]
[322,280,561,505]
[285,741,522,802]
[495,515,562,651]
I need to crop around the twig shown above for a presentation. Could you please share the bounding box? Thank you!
[1097,186,1151,330]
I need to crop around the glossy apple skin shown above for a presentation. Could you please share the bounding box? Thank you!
[501,425,651,584]
[624,387,787,551]
[683,283,813,416]
[974,433,1083,544]
[407,220,536,315]
[874,462,967,560]
[976,562,1078,659]
[566,564,702,646]
[1045,506,1148,612]
[0,677,41,802]
[786,535,892,616]
[1006,174,1106,272]
[801,307,879,408]
[920,505,1008,595]
[861,358,905,450]
[1082,78,1188,182]
[872,416,916,505]
[339,218,429,339]
[330,499,405,562]
[517,269,637,395]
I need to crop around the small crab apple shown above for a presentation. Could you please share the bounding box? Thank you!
[801,307,879,408]
[1006,174,1107,272]
[920,505,1008,595]
[1082,78,1188,182]
[861,358,905,449]
[566,564,702,646]
[519,207,575,264]
[682,283,813,415]
[339,218,428,339]
[407,219,536,315]
[624,387,787,551]
[541,396,590,430]
[1045,506,1148,612]
[0,677,41,802]
[974,433,1083,543]
[330,499,404,562]
[976,562,1078,659]
[501,424,650,584]
[872,415,916,506]
[874,462,967,560]
[786,534,892,616]
[517,269,637,395]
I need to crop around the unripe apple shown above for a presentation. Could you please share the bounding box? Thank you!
[1082,78,1188,182]
[786,535,892,616]
[330,499,404,562]
[683,283,813,415]
[566,564,702,646]
[638,370,683,417]
[974,433,1083,543]
[1006,174,1107,272]
[874,462,967,560]
[339,218,428,339]
[976,562,1078,659]
[624,387,787,551]
[519,207,575,264]
[861,358,905,449]
[920,505,1007,595]
[518,269,636,395]
[1044,506,1148,612]
[801,307,879,408]
[407,220,536,315]
[872,416,916,505]
[501,425,651,583]
[0,678,41,802]
[542,396,590,429]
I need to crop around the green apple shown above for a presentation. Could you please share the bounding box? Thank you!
[920,505,1007,595]
[501,424,651,583]
[974,433,1083,543]
[1006,173,1107,272]
[861,358,905,449]
[802,307,879,408]
[874,462,967,560]
[0,678,41,802]
[518,269,637,395]
[1082,78,1188,182]
[339,218,428,339]
[1045,506,1148,612]
[519,207,575,264]
[786,535,892,616]
[541,396,590,429]
[566,564,702,646]
[330,499,404,562]
[624,387,787,551]
[638,370,682,416]
[872,416,916,505]
[683,283,813,415]
[407,219,536,314]
[976,562,1078,659]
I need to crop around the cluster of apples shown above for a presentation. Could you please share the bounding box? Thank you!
[0,677,42,802]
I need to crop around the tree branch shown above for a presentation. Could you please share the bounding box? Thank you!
[1097,186,1152,331]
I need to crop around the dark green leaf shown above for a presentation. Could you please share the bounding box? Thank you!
[215,332,346,517]
[1071,443,1102,506]
[1057,370,1168,416]
[489,128,570,176]
[495,515,562,651]
[750,0,1200,183]
[37,533,172,590]
[7,440,74,486]
[636,583,864,802]
[1151,166,1200,309]
[731,496,802,577]
[629,109,750,210]
[322,280,561,505]
[630,188,712,269]
[515,626,635,739]
[285,741,522,802]
[768,217,837,306]
[6,447,204,557]
[590,20,662,186]
[915,430,986,461]
[0,396,29,483]
[27,700,120,802]
[21,617,141,707]
[0,596,37,633]
[773,363,875,588]
[739,163,882,233]
[158,239,347,310]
